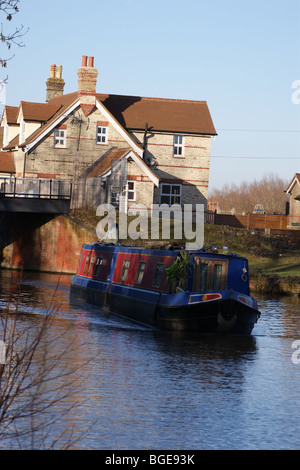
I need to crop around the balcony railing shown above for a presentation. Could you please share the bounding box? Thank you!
[0,177,72,199]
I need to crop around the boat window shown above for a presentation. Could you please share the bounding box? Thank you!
[120,259,131,282]
[88,255,95,276]
[94,256,103,277]
[83,254,90,275]
[199,262,208,291]
[135,260,146,285]
[213,264,223,290]
[194,258,228,292]
[152,263,164,288]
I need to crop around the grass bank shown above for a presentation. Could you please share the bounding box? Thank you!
[205,224,300,295]
[70,209,300,295]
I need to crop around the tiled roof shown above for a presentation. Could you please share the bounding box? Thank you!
[0,151,15,173]
[22,93,79,146]
[85,147,159,186]
[4,106,19,124]
[20,101,62,122]
[3,133,19,150]
[85,148,131,177]
[5,90,216,150]
[96,93,217,135]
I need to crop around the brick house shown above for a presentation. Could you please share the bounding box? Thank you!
[285,173,300,227]
[0,56,217,212]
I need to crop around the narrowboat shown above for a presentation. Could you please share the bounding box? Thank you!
[70,243,261,335]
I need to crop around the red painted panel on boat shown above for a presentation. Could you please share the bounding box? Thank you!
[112,252,174,292]
[76,249,86,275]
[77,248,113,281]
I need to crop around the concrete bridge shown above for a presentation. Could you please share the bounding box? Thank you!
[0,177,72,213]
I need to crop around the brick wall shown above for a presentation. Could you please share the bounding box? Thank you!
[133,131,211,206]
[19,108,212,211]
[1,213,97,273]
[24,107,130,180]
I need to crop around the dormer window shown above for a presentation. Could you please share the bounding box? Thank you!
[54,127,66,148]
[173,135,184,157]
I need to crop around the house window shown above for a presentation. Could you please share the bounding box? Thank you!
[152,263,165,288]
[54,128,66,148]
[173,135,184,157]
[135,260,146,285]
[120,259,131,282]
[160,184,182,206]
[96,126,108,144]
[127,181,136,201]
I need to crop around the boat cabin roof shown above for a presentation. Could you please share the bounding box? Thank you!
[82,243,246,260]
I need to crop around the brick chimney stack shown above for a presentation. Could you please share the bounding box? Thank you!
[77,55,98,117]
[46,64,65,102]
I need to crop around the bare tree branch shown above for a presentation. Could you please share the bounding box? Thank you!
[0,0,28,74]
[0,275,93,449]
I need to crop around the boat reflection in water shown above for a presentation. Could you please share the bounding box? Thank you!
[70,243,261,336]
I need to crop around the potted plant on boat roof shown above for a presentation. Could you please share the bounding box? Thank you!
[166,251,193,293]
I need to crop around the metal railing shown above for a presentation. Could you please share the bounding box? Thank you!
[0,177,72,199]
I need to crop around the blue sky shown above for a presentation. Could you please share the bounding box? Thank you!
[2,0,300,191]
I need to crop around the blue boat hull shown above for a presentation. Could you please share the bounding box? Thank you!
[155,298,259,335]
[70,276,260,335]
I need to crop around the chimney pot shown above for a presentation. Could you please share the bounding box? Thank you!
[50,64,56,78]
[46,64,65,102]
[56,65,62,79]
[77,56,98,116]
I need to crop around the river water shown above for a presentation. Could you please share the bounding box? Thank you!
[0,269,300,450]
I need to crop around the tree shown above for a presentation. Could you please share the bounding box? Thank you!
[0,0,28,72]
[209,173,288,214]
[0,281,91,449]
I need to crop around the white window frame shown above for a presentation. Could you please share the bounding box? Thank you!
[96,125,108,145]
[173,135,184,157]
[54,128,66,148]
[127,180,136,202]
[160,183,182,206]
